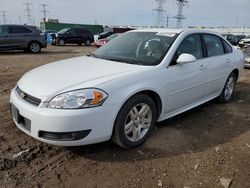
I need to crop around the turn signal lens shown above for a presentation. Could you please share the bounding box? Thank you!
[92,91,104,105]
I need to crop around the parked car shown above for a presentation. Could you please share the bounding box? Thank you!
[239,36,250,48]
[57,28,94,46]
[97,31,114,40]
[235,35,246,43]
[95,33,121,48]
[245,57,250,68]
[0,24,47,53]
[222,34,238,45]
[10,29,244,148]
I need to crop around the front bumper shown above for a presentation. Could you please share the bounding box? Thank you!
[10,89,116,146]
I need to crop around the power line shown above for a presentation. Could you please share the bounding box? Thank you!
[40,4,49,21]
[23,2,33,25]
[0,11,7,24]
[153,0,166,28]
[174,0,188,28]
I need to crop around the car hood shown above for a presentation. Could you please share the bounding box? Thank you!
[18,56,149,101]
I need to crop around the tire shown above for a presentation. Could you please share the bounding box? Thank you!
[112,94,157,149]
[28,41,41,53]
[58,39,65,46]
[219,72,237,103]
[85,39,91,46]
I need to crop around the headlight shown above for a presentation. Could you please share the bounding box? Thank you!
[47,88,108,109]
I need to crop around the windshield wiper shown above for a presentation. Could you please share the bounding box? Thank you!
[105,58,136,65]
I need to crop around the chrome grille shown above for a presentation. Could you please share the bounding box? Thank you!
[16,86,41,106]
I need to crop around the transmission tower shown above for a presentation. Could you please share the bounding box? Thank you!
[0,11,7,24]
[153,0,166,28]
[23,2,33,25]
[40,4,49,21]
[174,0,188,28]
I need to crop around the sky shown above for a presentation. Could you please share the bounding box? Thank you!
[0,0,250,28]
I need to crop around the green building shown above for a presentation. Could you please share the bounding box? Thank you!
[40,22,103,35]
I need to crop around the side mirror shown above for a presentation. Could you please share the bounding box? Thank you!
[66,32,70,35]
[177,53,197,64]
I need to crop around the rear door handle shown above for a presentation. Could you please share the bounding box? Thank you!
[199,64,207,70]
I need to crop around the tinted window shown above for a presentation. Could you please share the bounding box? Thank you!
[67,29,75,35]
[177,34,203,59]
[222,39,233,53]
[9,26,33,34]
[203,34,224,57]
[0,26,9,35]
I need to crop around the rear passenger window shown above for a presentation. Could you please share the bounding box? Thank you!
[203,34,224,57]
[9,26,33,34]
[222,39,233,53]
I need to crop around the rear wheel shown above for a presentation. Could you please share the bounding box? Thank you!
[219,72,236,103]
[112,94,157,149]
[85,39,91,46]
[28,41,41,53]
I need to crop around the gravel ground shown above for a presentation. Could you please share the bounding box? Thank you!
[0,45,250,188]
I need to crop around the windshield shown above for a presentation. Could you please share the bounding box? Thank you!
[58,28,70,34]
[93,32,177,66]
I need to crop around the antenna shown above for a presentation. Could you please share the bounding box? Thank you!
[40,4,49,21]
[23,2,33,25]
[153,0,166,28]
[174,0,188,28]
[0,11,7,24]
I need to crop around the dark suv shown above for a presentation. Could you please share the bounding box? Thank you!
[0,24,47,53]
[57,28,94,46]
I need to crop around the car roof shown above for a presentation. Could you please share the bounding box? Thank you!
[130,28,220,36]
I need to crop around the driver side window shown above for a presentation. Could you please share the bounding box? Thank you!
[172,34,203,65]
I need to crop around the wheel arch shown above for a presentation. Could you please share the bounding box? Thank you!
[231,69,239,81]
[27,40,42,48]
[117,89,163,120]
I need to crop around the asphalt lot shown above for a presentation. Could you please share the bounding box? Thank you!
[0,45,250,188]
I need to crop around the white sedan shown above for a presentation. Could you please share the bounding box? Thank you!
[10,29,245,148]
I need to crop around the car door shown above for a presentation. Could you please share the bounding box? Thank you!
[202,34,233,96]
[0,25,12,49]
[65,29,75,43]
[163,34,210,113]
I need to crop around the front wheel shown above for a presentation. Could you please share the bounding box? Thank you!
[58,39,65,46]
[219,72,237,103]
[112,94,157,149]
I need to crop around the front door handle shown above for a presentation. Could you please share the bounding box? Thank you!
[226,59,232,63]
[199,64,207,70]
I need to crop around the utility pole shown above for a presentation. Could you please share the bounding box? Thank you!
[166,14,169,28]
[40,4,49,21]
[23,2,33,25]
[174,0,188,29]
[0,11,7,24]
[153,0,166,28]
